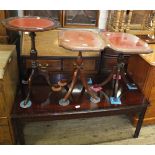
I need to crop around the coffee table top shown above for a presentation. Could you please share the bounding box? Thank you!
[59,29,105,51]
[2,16,60,32]
[12,74,147,118]
[101,32,153,54]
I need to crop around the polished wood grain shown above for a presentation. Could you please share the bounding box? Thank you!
[12,73,148,144]
[26,59,62,72]
[21,29,100,76]
[128,55,150,91]
[0,11,8,43]
[14,83,146,116]
[25,58,97,73]
[128,44,155,125]
[140,44,155,66]
[0,118,13,144]
[0,45,18,144]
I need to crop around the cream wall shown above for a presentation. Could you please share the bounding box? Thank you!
[98,10,108,30]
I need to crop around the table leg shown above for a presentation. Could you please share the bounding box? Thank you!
[59,69,78,105]
[80,69,98,99]
[133,104,148,138]
[20,68,35,108]
[12,118,25,144]
[59,51,100,105]
[98,67,115,87]
[38,69,52,90]
[63,69,78,100]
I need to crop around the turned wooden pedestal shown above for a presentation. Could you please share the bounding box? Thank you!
[128,44,155,125]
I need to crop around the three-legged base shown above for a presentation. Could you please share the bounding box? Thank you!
[59,51,100,106]
[96,54,131,104]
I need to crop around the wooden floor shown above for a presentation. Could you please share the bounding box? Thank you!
[23,115,155,145]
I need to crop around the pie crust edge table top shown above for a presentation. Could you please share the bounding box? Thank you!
[101,32,153,54]
[2,16,59,32]
[59,29,106,51]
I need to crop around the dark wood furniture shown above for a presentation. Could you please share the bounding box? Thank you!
[2,16,60,108]
[11,73,149,144]
[0,11,8,43]
[0,10,18,44]
[96,32,152,105]
[128,44,155,125]
[12,25,148,144]
[58,29,105,105]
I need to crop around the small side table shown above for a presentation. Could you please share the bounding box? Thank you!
[58,29,105,105]
[97,32,152,104]
[2,16,59,108]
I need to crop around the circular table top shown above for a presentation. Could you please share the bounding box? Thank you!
[59,29,106,51]
[2,16,60,32]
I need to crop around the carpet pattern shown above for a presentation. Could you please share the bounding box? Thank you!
[23,115,154,145]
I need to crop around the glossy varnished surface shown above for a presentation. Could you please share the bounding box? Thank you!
[2,16,59,32]
[140,44,155,66]
[12,74,148,144]
[12,75,146,117]
[59,30,105,51]
[128,49,155,125]
[101,32,152,54]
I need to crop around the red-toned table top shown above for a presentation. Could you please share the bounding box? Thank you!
[2,16,59,32]
[101,32,152,54]
[59,30,106,51]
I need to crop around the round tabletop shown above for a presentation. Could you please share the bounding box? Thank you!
[2,16,60,32]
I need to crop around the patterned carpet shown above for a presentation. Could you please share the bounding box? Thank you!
[23,115,155,145]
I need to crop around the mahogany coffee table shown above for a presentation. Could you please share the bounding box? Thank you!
[9,29,150,144]
[11,73,149,144]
